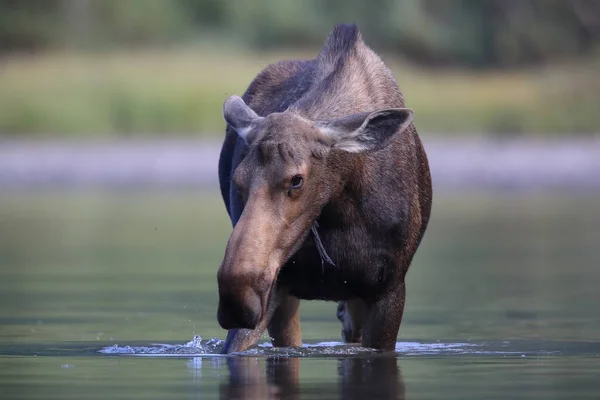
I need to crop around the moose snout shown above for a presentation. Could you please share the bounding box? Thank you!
[216,213,280,331]
[217,286,262,330]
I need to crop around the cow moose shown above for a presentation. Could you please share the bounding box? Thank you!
[217,24,432,353]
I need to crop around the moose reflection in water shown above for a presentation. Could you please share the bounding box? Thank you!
[219,356,404,400]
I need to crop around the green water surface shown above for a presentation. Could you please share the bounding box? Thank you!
[0,190,599,399]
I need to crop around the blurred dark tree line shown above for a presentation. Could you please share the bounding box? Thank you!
[1,0,599,68]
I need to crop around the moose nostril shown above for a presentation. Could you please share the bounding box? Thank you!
[217,288,262,330]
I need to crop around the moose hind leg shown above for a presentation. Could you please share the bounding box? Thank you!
[361,281,406,351]
[337,299,367,343]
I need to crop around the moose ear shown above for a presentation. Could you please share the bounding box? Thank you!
[316,108,414,152]
[223,95,264,143]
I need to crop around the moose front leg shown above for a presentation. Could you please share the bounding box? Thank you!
[361,281,406,351]
[268,294,302,347]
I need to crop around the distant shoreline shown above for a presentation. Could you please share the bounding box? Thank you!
[1,136,599,190]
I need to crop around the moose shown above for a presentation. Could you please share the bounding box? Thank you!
[217,24,432,353]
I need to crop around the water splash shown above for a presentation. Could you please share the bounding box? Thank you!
[99,335,224,356]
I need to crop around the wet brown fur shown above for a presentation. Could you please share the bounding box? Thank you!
[217,24,432,353]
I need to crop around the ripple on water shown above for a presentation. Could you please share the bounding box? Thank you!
[98,336,372,357]
[98,336,549,357]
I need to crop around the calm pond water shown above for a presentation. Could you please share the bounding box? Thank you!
[0,190,599,399]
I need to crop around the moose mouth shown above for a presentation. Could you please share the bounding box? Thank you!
[217,270,280,330]
[217,221,333,331]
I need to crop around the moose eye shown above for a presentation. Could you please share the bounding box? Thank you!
[290,175,304,190]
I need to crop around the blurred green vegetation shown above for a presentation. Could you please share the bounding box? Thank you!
[0,0,598,136]
[2,0,598,67]
[1,50,598,136]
